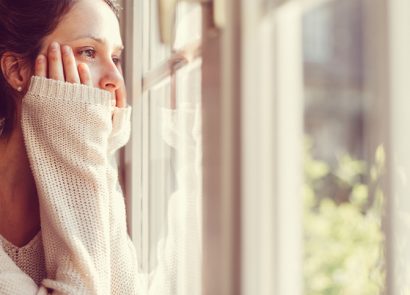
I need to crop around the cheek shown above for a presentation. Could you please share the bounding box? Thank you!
[88,66,100,85]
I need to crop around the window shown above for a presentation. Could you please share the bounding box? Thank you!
[120,0,410,294]
[242,0,409,294]
[302,1,385,294]
[122,1,205,294]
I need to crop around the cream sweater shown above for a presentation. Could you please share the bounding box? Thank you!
[0,76,144,294]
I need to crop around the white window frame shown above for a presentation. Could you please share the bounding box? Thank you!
[241,1,308,294]
[383,0,410,293]
[121,0,145,270]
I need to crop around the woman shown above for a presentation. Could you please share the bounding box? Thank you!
[0,0,142,293]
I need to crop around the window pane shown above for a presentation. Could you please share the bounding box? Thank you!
[302,1,385,294]
[144,60,203,294]
[147,79,174,272]
[139,2,204,293]
[174,3,202,50]
[148,0,171,72]
[146,1,202,73]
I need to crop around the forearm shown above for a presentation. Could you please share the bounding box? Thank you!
[21,76,115,294]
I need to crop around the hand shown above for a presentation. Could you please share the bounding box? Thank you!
[35,41,127,108]
[35,41,92,87]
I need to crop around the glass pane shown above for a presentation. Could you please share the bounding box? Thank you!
[173,3,202,50]
[302,1,385,294]
[146,1,202,73]
[144,60,202,294]
[140,2,204,293]
[149,0,171,72]
[170,59,202,295]
[147,79,174,272]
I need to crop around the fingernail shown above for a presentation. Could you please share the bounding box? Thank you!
[36,55,45,63]
[50,42,59,50]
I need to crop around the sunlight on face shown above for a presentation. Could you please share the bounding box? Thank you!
[41,0,124,90]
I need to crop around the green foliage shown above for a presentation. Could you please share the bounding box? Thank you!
[303,138,385,295]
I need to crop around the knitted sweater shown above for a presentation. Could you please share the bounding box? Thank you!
[0,76,144,294]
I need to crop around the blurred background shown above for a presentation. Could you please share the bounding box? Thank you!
[118,0,410,294]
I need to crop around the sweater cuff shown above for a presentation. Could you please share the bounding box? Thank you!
[109,106,132,153]
[26,76,116,107]
[112,106,132,130]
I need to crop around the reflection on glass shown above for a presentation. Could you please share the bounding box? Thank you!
[302,0,385,294]
[147,79,175,272]
[147,1,202,71]
[174,3,202,50]
[149,0,171,71]
[140,1,204,293]
[144,61,203,295]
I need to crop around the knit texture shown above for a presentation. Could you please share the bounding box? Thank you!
[0,76,140,294]
[0,232,46,286]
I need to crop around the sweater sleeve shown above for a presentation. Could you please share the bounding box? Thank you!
[106,107,148,294]
[17,76,188,295]
[0,245,49,295]
[21,76,115,294]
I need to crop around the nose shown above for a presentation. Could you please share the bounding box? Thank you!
[98,64,123,92]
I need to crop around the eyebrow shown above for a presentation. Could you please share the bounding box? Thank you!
[69,34,124,51]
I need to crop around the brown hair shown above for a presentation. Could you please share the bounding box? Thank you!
[0,0,121,138]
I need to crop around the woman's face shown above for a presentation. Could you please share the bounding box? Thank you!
[40,0,124,93]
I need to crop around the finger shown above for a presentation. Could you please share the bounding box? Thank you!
[34,54,47,77]
[61,45,80,84]
[78,63,93,87]
[115,80,127,108]
[48,42,64,81]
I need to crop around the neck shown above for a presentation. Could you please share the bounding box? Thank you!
[0,119,40,247]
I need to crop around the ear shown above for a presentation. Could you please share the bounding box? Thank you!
[0,52,31,92]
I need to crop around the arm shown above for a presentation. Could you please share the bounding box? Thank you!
[0,41,145,293]
[22,42,145,294]
[0,94,146,294]
[21,76,114,294]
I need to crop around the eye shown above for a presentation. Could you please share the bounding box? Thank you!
[112,56,122,65]
[78,48,96,61]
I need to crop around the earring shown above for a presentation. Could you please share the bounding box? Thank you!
[17,86,23,92]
